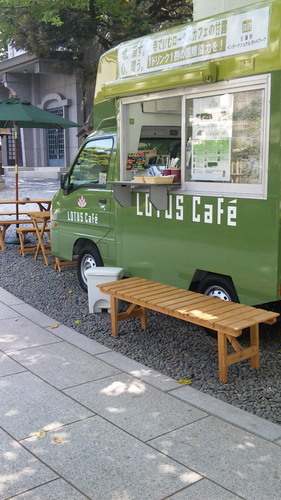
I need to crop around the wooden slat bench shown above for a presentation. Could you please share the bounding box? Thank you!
[97,277,279,383]
[0,219,33,251]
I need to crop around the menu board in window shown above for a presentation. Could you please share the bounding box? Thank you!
[191,95,233,182]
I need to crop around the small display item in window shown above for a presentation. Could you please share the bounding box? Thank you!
[168,157,180,169]
[126,153,145,170]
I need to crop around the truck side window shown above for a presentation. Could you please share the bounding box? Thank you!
[70,137,113,188]
[186,90,264,184]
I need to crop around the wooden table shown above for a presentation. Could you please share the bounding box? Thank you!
[0,199,52,251]
[0,198,51,211]
[28,211,51,265]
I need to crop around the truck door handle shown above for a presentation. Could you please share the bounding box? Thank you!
[99,198,107,204]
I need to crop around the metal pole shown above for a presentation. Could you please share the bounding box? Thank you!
[14,121,19,220]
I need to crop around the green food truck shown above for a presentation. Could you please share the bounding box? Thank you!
[51,0,281,306]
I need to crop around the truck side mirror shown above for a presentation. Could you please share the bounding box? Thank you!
[61,172,70,193]
[60,173,67,188]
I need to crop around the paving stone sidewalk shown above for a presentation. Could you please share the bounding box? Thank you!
[0,286,281,500]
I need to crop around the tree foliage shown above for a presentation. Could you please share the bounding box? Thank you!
[0,0,193,60]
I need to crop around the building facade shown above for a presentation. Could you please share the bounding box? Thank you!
[0,50,88,179]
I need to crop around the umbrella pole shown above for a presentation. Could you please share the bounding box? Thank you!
[14,122,19,220]
[5,122,20,245]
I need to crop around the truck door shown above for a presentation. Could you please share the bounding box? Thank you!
[55,136,114,248]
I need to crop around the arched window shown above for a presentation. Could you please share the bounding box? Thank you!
[46,107,65,166]
[6,129,22,166]
[40,93,70,167]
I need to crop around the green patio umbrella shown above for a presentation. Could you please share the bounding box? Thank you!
[0,94,79,219]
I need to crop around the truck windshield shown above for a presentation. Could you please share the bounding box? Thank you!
[70,137,113,188]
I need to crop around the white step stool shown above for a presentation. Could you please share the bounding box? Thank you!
[86,267,124,313]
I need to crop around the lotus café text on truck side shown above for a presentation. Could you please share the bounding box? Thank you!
[51,0,281,307]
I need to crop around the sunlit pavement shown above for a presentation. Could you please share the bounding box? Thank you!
[0,287,281,499]
[0,176,60,201]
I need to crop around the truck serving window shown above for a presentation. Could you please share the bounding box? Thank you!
[120,74,269,199]
[121,96,182,181]
[70,137,113,188]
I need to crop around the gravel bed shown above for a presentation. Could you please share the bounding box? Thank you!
[1,178,281,425]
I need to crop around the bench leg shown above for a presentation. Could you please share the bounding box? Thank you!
[0,230,5,251]
[53,257,62,272]
[109,301,148,338]
[140,307,147,329]
[250,324,260,370]
[0,226,8,251]
[110,296,119,338]
[217,331,228,383]
[218,326,260,382]
[17,232,25,256]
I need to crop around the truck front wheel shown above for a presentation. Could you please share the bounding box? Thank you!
[77,243,103,292]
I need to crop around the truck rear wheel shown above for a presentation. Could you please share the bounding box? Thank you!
[197,274,238,336]
[77,243,103,292]
[197,274,238,302]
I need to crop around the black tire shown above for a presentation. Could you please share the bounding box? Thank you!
[197,275,238,336]
[197,274,238,302]
[77,243,103,292]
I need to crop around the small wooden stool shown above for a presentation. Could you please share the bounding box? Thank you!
[53,257,77,272]
[16,226,39,256]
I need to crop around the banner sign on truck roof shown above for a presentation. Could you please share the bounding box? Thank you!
[118,5,269,79]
